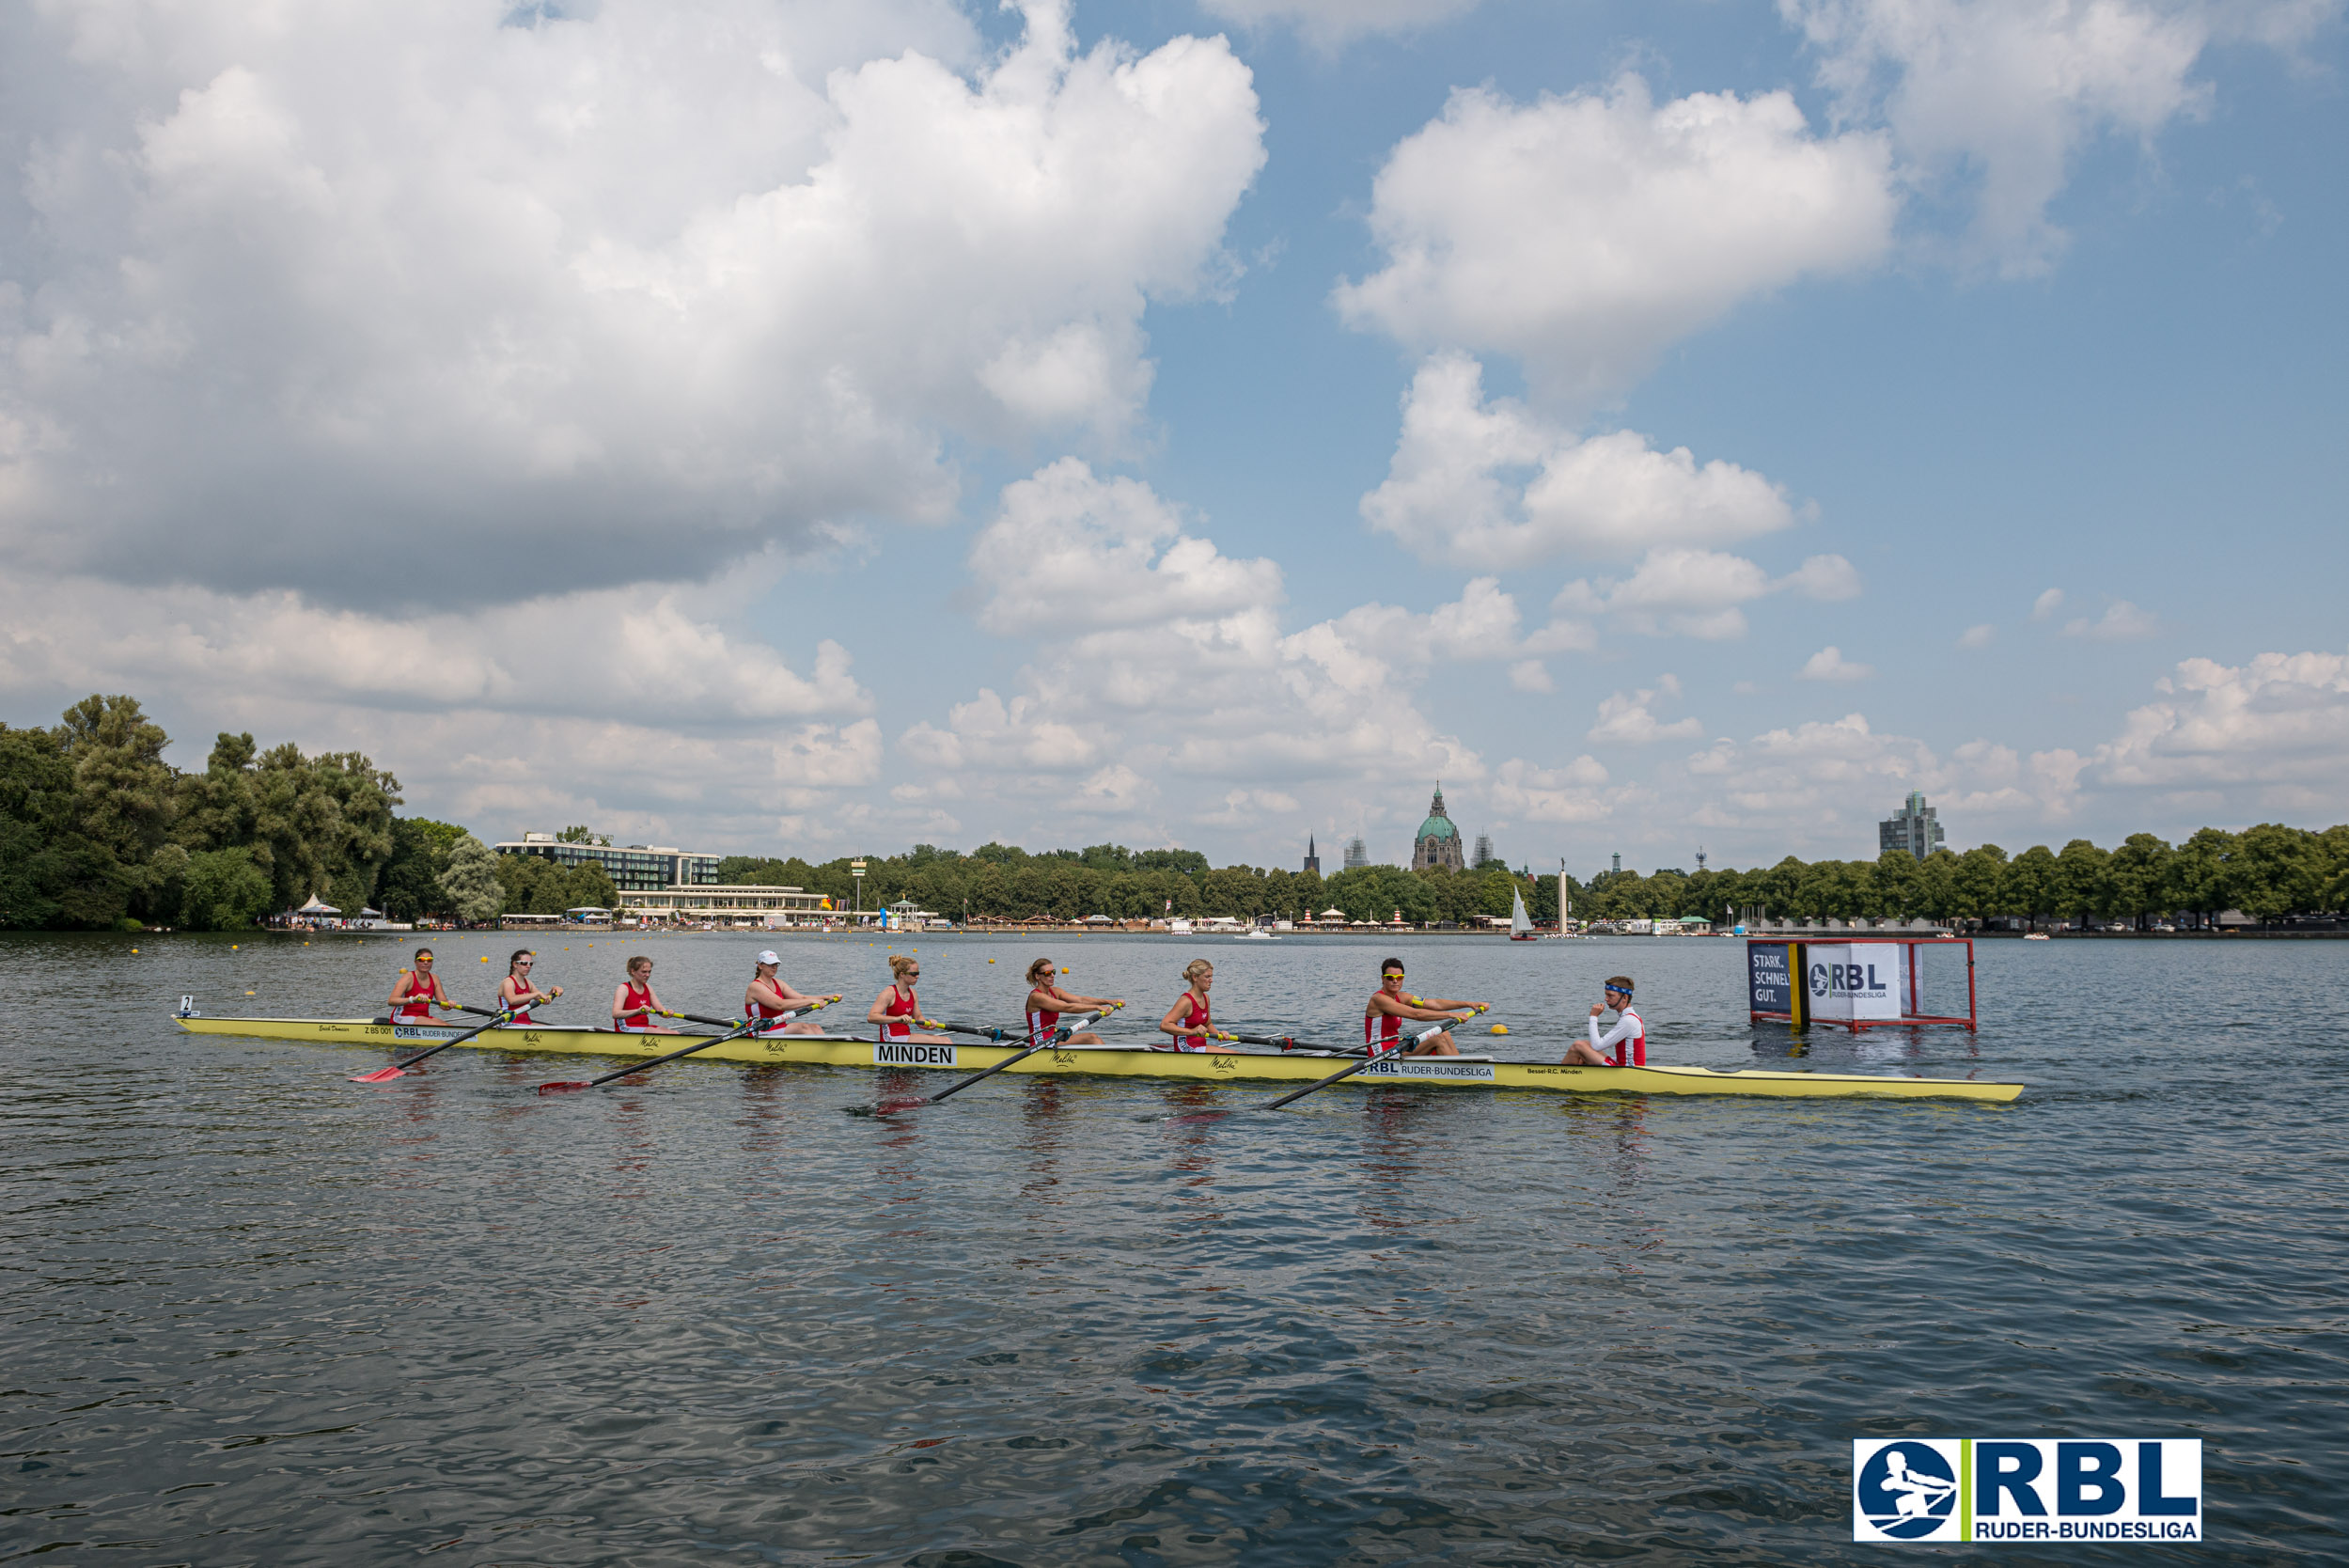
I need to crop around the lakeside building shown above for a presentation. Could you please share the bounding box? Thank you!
[619,885,834,926]
[1303,835,1320,876]
[1879,792,1947,862]
[497,832,719,893]
[1411,785,1465,872]
[1343,835,1369,870]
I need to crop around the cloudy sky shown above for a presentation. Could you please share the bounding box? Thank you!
[3,0,2343,872]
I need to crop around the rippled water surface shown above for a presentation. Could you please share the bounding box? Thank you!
[5,930,2344,1565]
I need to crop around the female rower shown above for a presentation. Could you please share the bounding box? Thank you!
[1564,975,1644,1066]
[497,949,562,1024]
[1365,958,1481,1057]
[612,956,677,1034]
[1156,959,1236,1052]
[1024,958,1123,1045]
[867,954,951,1044]
[747,950,828,1036]
[389,949,450,1020]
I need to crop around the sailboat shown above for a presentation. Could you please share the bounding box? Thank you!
[1509,886,1539,942]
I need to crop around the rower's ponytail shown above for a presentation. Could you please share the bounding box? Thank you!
[1182,959,1213,983]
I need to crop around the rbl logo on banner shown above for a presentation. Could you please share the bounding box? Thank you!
[1852,1438,2200,1544]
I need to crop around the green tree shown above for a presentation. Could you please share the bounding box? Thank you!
[179,847,274,931]
[2231,823,2321,922]
[1951,844,2008,921]
[439,835,506,924]
[2001,845,2059,930]
[2106,833,2174,929]
[2170,828,2238,930]
[2053,839,2112,926]
[378,818,468,921]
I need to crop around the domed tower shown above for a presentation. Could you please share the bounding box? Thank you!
[1411,784,1464,872]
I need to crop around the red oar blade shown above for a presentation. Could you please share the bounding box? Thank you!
[350,1065,408,1083]
[537,1080,592,1095]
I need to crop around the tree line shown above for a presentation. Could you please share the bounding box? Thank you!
[723,825,2349,930]
[8,694,2343,933]
[0,695,616,930]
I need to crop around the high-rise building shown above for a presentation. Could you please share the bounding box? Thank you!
[1343,835,1369,870]
[1472,831,1494,868]
[1303,835,1321,876]
[1411,784,1464,872]
[1879,792,1946,862]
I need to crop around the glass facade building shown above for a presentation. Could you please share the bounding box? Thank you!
[495,835,720,893]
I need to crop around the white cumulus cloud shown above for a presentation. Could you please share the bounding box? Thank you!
[0,0,1267,608]
[1554,547,1863,641]
[1800,646,1874,682]
[1334,76,1896,401]
[1360,353,1798,568]
[1778,0,2318,273]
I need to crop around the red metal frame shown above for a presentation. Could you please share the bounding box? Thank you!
[1746,935,1977,1032]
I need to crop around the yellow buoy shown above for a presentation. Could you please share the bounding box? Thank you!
[131,948,140,954]
[1489,1023,1509,1035]
[231,944,239,949]
[988,958,995,963]
[481,956,491,962]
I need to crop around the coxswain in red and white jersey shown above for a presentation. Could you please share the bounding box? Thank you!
[866,954,951,1044]
[1364,958,1479,1058]
[1562,976,1645,1066]
[746,951,828,1036]
[1024,956,1121,1045]
[390,949,451,1021]
[1156,959,1236,1052]
[496,949,561,1024]
[612,955,677,1034]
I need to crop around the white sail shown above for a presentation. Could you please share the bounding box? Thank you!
[1510,886,1532,936]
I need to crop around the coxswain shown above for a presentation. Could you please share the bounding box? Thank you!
[389,949,451,1020]
[1365,958,1480,1057]
[1024,957,1122,1045]
[497,949,562,1023]
[747,950,829,1036]
[1156,959,1236,1052]
[866,954,951,1044]
[1563,975,1645,1065]
[612,955,678,1034]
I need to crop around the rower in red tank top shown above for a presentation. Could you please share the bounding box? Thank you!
[611,956,675,1034]
[1156,959,1236,1053]
[496,949,561,1025]
[1363,957,1480,1058]
[746,951,829,1036]
[390,949,448,1020]
[865,955,951,1044]
[1024,956,1121,1045]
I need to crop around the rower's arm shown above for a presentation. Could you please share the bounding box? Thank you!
[864,988,897,1027]
[1590,1012,1636,1052]
[1158,998,1198,1038]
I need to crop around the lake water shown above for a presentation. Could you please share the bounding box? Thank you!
[4,930,2344,1564]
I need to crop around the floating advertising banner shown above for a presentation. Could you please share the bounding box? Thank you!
[1748,941,1796,1016]
[1807,942,1905,1022]
[1854,1437,2201,1544]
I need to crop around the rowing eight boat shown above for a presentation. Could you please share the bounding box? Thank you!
[172,1015,2024,1102]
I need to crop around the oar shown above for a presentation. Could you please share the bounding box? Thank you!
[352,1004,525,1082]
[1259,1021,1455,1112]
[656,1001,838,1030]
[536,999,837,1094]
[865,1005,1120,1114]
[1208,1028,1348,1053]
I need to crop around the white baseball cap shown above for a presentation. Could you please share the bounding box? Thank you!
[757,949,781,965]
